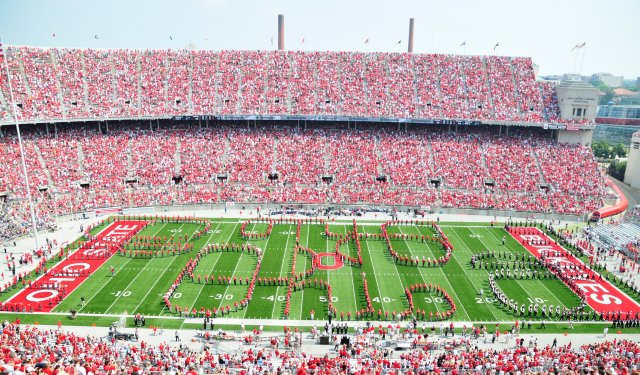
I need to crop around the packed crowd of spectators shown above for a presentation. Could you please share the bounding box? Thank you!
[0,46,587,126]
[0,320,638,374]
[0,201,24,241]
[0,123,611,241]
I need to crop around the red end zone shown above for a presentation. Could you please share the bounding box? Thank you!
[508,227,640,319]
[4,220,146,312]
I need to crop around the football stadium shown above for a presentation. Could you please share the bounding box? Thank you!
[0,1,640,373]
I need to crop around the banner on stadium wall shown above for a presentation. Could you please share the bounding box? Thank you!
[94,207,123,216]
[174,115,481,127]
[566,124,580,131]
[547,124,566,130]
[225,202,236,208]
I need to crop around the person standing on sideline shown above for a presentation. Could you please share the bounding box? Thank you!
[110,266,115,277]
[552,337,557,348]
[175,331,180,342]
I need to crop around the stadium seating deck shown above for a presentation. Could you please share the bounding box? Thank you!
[0,46,588,126]
[0,124,611,237]
[0,321,638,374]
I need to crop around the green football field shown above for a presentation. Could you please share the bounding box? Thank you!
[49,218,589,322]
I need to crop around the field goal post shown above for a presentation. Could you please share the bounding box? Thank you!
[225,201,235,213]
[117,311,128,328]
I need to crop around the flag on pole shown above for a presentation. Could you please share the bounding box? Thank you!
[396,40,401,44]
[364,38,369,44]
[459,41,466,47]
[578,42,586,48]
[300,37,305,44]
[493,42,499,50]
[52,33,56,38]
[570,43,580,51]
[270,37,274,46]
[94,34,99,40]
[169,35,173,40]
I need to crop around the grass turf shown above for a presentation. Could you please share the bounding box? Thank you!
[2,219,621,326]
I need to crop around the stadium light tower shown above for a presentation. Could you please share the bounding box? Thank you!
[278,14,285,50]
[408,18,415,53]
[0,34,40,250]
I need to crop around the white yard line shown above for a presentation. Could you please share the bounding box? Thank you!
[397,226,443,318]
[211,221,260,318]
[364,225,414,318]
[104,223,187,314]
[269,224,291,319]
[481,227,571,309]
[298,224,311,320]
[360,226,389,314]
[76,222,169,313]
[175,223,238,316]
[440,227,499,321]
[132,222,208,314]
[338,224,360,316]
[184,222,237,315]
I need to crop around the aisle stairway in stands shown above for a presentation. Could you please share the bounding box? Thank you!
[174,138,182,177]
[481,57,497,118]
[49,49,67,117]
[108,53,118,106]
[162,54,170,112]
[410,55,420,112]
[235,55,245,114]
[187,53,194,114]
[532,148,548,186]
[508,63,522,117]
[126,137,133,173]
[271,136,279,174]
[458,58,473,115]
[80,51,90,111]
[374,137,385,177]
[0,89,11,118]
[18,59,33,98]
[77,141,86,179]
[220,135,231,176]
[478,144,490,182]
[286,52,295,114]
[32,143,56,192]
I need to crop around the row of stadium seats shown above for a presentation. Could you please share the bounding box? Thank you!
[0,47,584,125]
[0,125,610,239]
[0,321,637,374]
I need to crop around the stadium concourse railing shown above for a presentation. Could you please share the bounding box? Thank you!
[591,178,629,221]
[0,113,597,130]
[46,202,586,228]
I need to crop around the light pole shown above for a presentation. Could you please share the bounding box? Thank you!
[1,34,40,249]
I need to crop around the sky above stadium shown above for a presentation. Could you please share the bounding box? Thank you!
[1,0,638,79]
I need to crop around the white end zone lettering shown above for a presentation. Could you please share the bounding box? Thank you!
[26,290,59,302]
[82,247,109,257]
[6,220,147,312]
[62,263,90,273]
[545,257,576,267]
[520,234,544,243]
[577,282,623,305]
[49,277,76,284]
